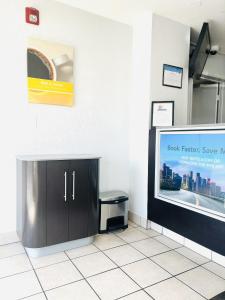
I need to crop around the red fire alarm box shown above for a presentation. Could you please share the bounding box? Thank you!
[25,7,39,25]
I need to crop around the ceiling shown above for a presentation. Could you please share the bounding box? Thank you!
[57,0,225,54]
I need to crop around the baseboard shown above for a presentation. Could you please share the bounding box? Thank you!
[163,227,185,245]
[212,251,225,268]
[149,221,163,233]
[128,211,148,228]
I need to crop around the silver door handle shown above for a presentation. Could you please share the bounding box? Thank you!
[72,171,76,200]
[64,171,67,202]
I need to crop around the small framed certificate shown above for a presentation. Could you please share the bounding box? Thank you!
[162,64,183,88]
[151,101,174,128]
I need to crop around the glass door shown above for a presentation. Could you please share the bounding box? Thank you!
[191,82,218,124]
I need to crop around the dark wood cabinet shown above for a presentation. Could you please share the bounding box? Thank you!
[17,156,99,249]
[68,160,90,241]
[46,160,69,246]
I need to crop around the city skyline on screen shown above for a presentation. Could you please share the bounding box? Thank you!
[160,132,225,191]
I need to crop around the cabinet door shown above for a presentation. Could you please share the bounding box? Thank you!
[46,160,69,246]
[68,160,89,240]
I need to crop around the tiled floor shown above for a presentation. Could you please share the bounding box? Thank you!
[0,224,225,300]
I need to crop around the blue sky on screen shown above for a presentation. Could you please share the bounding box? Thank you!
[160,132,225,190]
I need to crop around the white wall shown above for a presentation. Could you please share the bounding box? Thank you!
[128,14,190,223]
[129,12,152,223]
[0,2,191,233]
[0,0,132,233]
[150,15,190,126]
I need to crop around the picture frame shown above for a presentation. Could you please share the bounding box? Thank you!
[162,64,183,89]
[151,101,174,128]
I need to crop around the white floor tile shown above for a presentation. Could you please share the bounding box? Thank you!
[116,228,148,243]
[0,242,25,259]
[46,280,99,300]
[0,232,19,246]
[66,244,99,259]
[36,260,82,291]
[87,268,139,300]
[0,270,42,300]
[154,235,182,249]
[145,277,204,300]
[151,250,197,275]
[177,266,225,299]
[122,258,171,288]
[72,251,116,277]
[0,253,32,278]
[30,252,68,269]
[93,233,126,250]
[120,290,153,300]
[175,247,210,265]
[203,261,225,280]
[104,244,145,266]
[23,293,46,300]
[137,227,160,237]
[1,231,224,300]
[131,238,170,257]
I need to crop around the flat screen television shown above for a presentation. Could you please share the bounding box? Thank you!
[155,127,225,222]
[189,22,211,79]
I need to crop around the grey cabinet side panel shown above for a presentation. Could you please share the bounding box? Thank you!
[20,161,47,248]
[16,160,24,241]
[88,159,99,236]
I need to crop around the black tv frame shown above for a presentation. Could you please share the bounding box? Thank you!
[148,127,225,256]
[189,22,211,79]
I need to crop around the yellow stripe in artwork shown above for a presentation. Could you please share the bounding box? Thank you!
[28,77,73,93]
[28,91,74,106]
[27,77,74,106]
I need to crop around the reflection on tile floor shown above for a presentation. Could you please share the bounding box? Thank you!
[0,224,225,300]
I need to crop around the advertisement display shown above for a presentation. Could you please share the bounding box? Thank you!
[27,38,74,106]
[156,129,225,220]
